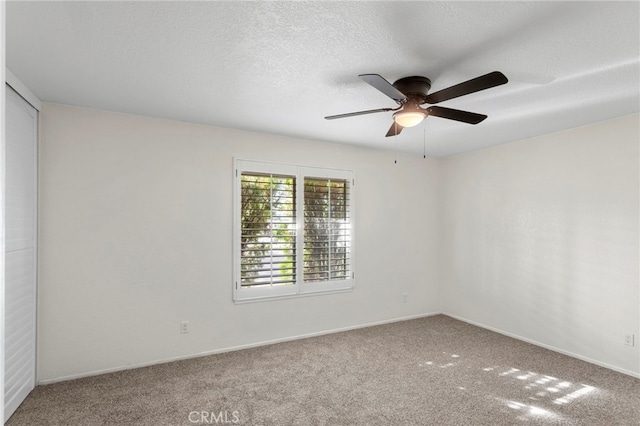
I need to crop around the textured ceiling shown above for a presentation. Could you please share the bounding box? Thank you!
[6,1,640,157]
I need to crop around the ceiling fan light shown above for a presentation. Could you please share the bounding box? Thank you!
[393,110,426,127]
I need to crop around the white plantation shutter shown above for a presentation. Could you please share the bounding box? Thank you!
[303,177,351,282]
[240,173,297,288]
[234,160,354,302]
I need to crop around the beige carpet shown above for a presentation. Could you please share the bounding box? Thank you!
[7,315,640,425]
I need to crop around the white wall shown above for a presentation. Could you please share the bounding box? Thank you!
[441,114,639,376]
[37,103,639,381]
[37,103,441,382]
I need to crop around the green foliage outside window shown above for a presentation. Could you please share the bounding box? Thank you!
[240,173,350,288]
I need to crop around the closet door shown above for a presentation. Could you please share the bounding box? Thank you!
[4,85,37,422]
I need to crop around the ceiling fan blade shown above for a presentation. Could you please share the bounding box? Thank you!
[427,106,487,124]
[385,122,404,137]
[359,74,407,103]
[325,108,394,120]
[425,71,508,104]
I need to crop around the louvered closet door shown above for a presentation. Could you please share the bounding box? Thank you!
[4,85,38,422]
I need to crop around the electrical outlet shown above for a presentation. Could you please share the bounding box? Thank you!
[181,321,189,334]
[402,293,408,303]
[624,333,634,347]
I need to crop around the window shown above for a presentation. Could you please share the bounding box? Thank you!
[234,159,354,302]
[303,177,350,283]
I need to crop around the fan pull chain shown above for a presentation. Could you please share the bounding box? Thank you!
[423,123,426,159]
[394,141,397,164]
[394,122,398,164]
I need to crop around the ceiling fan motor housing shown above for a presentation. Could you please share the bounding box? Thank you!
[393,76,432,104]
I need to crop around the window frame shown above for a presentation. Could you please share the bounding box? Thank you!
[233,159,355,303]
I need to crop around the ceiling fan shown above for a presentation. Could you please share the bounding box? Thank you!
[325,71,508,137]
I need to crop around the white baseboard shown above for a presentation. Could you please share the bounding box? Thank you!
[443,312,640,379]
[38,311,442,385]
[40,310,639,384]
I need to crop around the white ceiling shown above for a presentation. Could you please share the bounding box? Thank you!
[6,1,640,157]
